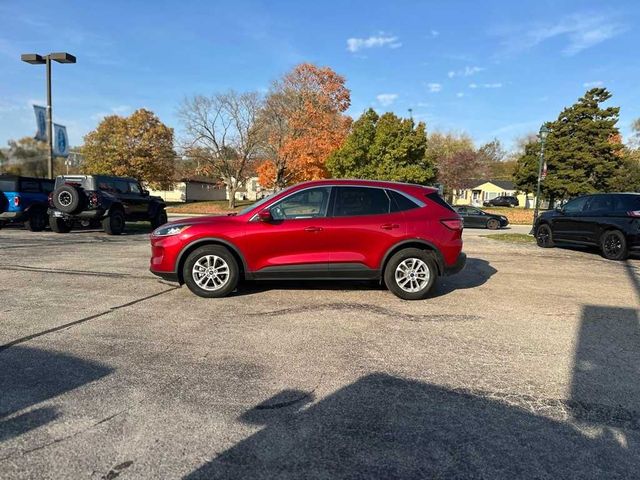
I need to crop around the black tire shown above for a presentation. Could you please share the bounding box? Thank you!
[600,230,628,261]
[25,209,47,232]
[383,248,437,300]
[150,208,168,229]
[103,209,125,235]
[49,214,72,233]
[52,185,84,214]
[486,218,500,230]
[183,245,239,298]
[535,224,554,248]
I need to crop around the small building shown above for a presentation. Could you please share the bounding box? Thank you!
[147,176,226,203]
[453,179,535,208]
[232,176,268,202]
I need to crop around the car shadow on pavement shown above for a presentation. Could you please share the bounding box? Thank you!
[0,346,113,443]
[236,257,496,298]
[428,257,496,298]
[186,286,639,479]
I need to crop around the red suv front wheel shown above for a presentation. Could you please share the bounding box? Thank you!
[183,245,239,298]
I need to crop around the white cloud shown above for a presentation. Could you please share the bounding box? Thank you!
[430,30,440,37]
[468,83,502,89]
[583,80,603,88]
[376,93,398,106]
[416,101,430,107]
[347,34,401,52]
[497,13,626,56]
[456,92,465,98]
[447,66,484,78]
[427,83,442,93]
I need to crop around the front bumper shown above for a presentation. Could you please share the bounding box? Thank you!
[443,252,466,276]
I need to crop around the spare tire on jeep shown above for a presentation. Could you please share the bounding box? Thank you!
[52,185,85,214]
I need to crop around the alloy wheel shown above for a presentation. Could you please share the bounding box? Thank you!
[603,233,622,257]
[395,258,430,293]
[192,255,230,291]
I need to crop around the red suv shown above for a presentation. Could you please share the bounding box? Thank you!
[149,180,465,300]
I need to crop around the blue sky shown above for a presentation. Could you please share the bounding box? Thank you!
[1,0,639,151]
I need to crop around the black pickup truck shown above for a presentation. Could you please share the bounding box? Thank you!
[48,174,167,235]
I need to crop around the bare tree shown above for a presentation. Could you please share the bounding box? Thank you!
[178,91,263,208]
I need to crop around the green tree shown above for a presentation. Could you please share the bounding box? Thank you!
[5,137,48,176]
[513,137,540,197]
[610,148,640,192]
[326,109,436,184]
[83,109,176,188]
[543,88,623,200]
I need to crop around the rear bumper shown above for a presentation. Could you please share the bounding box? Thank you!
[0,211,21,220]
[48,208,106,219]
[149,268,179,283]
[443,252,466,276]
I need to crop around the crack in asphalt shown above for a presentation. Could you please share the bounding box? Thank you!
[0,264,154,280]
[0,287,179,354]
[251,303,480,322]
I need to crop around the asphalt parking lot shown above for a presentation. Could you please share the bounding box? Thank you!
[1,223,639,479]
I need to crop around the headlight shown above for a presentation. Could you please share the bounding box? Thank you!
[152,224,191,237]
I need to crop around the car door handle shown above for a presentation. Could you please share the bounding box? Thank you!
[380,223,400,230]
[304,226,323,232]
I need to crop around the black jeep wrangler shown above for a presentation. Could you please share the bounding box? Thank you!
[48,175,168,235]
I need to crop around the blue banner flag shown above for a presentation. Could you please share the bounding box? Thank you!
[53,124,69,157]
[33,105,46,141]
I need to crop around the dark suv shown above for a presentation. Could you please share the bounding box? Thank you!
[49,174,167,235]
[483,195,519,207]
[534,193,640,260]
[149,179,466,300]
[0,174,54,231]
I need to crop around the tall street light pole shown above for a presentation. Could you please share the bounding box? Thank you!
[532,124,550,232]
[21,52,76,179]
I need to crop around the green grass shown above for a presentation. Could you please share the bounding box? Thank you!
[166,199,254,214]
[480,233,535,244]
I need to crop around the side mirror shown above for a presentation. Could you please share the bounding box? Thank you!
[142,189,149,196]
[258,209,272,222]
[555,206,563,213]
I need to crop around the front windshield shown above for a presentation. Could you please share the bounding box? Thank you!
[236,186,294,216]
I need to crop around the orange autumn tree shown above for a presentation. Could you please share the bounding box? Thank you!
[257,63,351,189]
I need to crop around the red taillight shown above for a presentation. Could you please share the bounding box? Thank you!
[441,218,463,230]
[13,195,20,207]
[628,210,640,218]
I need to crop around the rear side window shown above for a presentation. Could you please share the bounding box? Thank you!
[129,182,141,194]
[334,187,390,217]
[0,178,17,192]
[426,192,456,213]
[19,179,40,193]
[585,195,614,213]
[114,180,128,194]
[388,190,420,212]
[613,194,640,212]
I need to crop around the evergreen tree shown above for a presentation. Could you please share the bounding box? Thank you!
[543,88,623,199]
